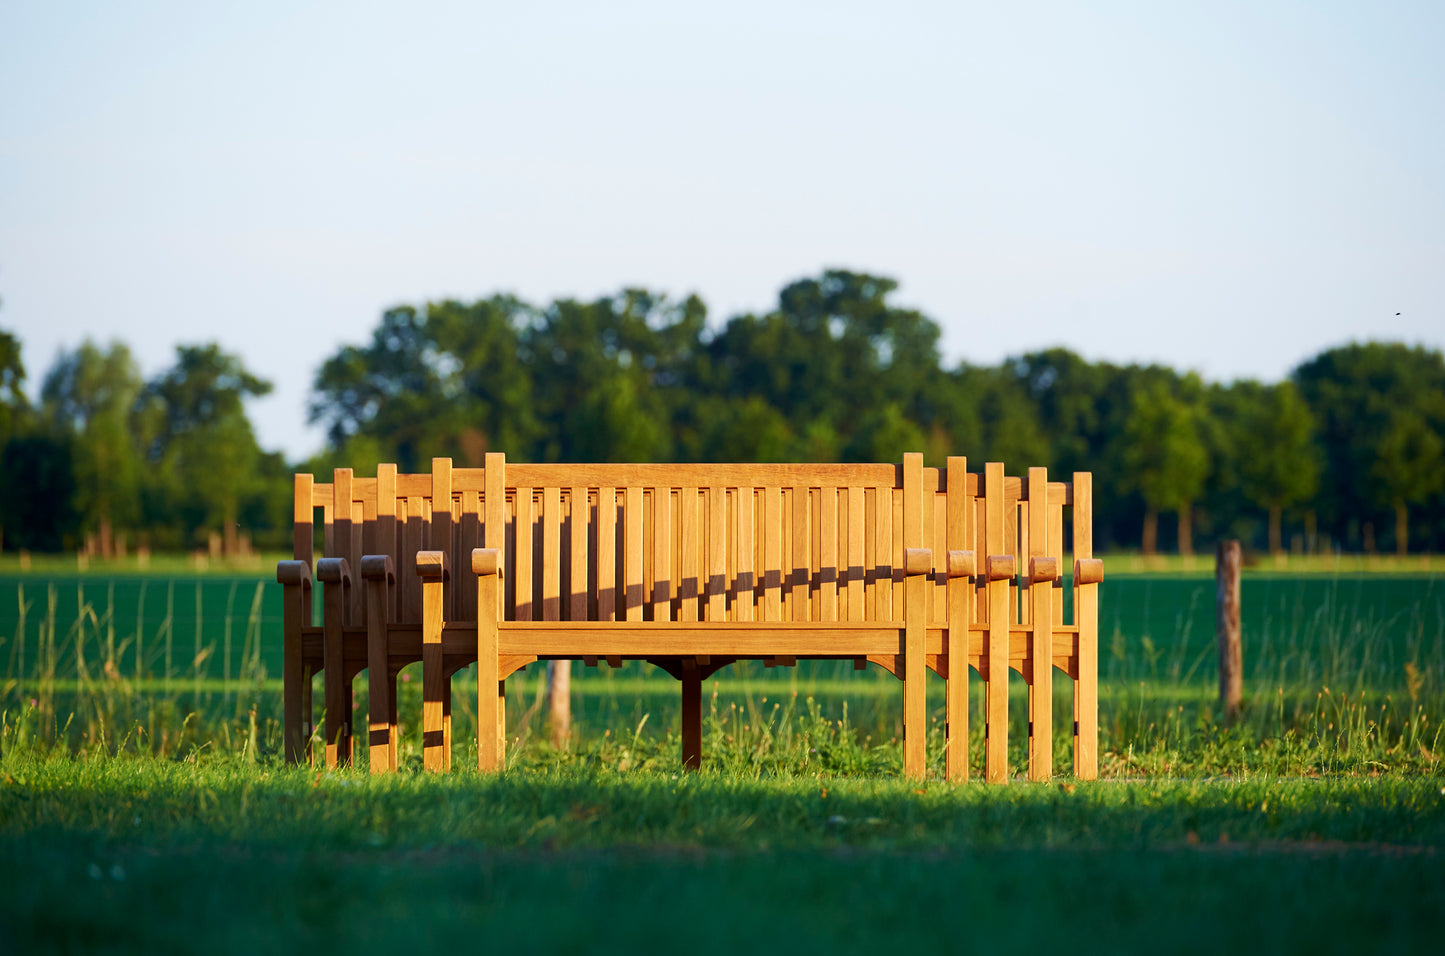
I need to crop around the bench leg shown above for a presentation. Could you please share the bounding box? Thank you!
[1029,569,1053,782]
[323,579,351,768]
[366,570,394,773]
[421,568,447,772]
[681,659,702,770]
[442,679,453,771]
[903,567,927,781]
[281,578,309,765]
[476,554,503,771]
[986,572,1010,783]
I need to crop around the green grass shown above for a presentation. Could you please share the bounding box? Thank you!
[1,567,1442,952]
[2,755,1443,953]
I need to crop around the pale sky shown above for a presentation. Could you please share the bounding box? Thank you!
[2,1,1441,460]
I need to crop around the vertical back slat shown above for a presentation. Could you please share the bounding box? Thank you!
[679,487,699,622]
[543,487,561,622]
[377,465,397,623]
[571,486,590,622]
[334,469,354,623]
[294,474,314,565]
[652,485,672,621]
[404,495,425,624]
[707,486,727,621]
[1050,484,1065,623]
[791,484,810,621]
[322,501,335,561]
[350,500,364,624]
[458,491,478,620]
[515,488,534,621]
[932,490,947,624]
[1018,498,1030,626]
[598,487,617,622]
[846,486,865,622]
[763,487,783,621]
[432,459,453,620]
[891,488,904,612]
[625,486,643,621]
[819,486,837,621]
[873,487,893,620]
[734,486,755,622]
[1005,488,1019,625]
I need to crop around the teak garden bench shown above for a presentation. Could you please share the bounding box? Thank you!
[277,454,1103,782]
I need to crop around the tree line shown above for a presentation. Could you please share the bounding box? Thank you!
[3,270,1443,556]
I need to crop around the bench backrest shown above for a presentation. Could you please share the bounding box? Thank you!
[292,455,1093,630]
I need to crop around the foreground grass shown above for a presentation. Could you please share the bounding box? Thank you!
[2,754,1443,953]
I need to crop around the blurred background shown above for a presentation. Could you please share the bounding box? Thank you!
[1,0,1442,558]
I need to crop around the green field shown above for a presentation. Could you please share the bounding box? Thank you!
[1,566,1442,952]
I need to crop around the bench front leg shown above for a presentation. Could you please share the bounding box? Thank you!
[903,547,931,781]
[474,548,504,772]
[417,551,449,772]
[317,558,353,768]
[277,561,313,765]
[361,555,396,774]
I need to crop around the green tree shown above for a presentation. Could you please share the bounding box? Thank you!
[1230,381,1320,555]
[1120,377,1211,554]
[0,327,27,448]
[40,340,145,554]
[0,433,78,550]
[1371,408,1444,555]
[1294,343,1445,552]
[311,298,539,469]
[142,344,272,553]
[702,270,943,461]
[522,291,697,463]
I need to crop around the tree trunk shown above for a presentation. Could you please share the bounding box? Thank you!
[1142,508,1158,556]
[1268,505,1282,557]
[1395,501,1408,558]
[548,660,571,748]
[223,506,239,559]
[99,514,113,560]
[1177,503,1193,557]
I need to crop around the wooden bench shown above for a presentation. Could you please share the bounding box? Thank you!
[276,454,1102,782]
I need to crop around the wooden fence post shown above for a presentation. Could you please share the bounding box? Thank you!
[1216,540,1242,719]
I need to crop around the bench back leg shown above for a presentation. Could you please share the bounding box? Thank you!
[475,548,504,771]
[681,658,702,770]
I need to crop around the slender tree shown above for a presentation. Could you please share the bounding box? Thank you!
[41,340,145,555]
[1120,378,1210,554]
[1231,381,1320,555]
[1370,409,1444,555]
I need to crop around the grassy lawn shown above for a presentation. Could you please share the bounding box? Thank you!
[2,756,1443,954]
[1,565,1442,952]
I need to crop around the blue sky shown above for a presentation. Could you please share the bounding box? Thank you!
[2,1,1441,459]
